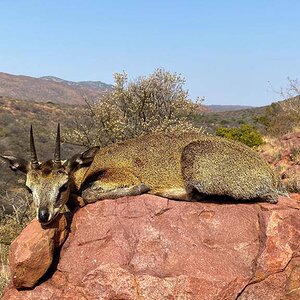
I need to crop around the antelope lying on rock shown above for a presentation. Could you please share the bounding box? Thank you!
[1,125,280,224]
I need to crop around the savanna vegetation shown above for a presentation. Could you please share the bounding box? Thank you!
[255,98,300,136]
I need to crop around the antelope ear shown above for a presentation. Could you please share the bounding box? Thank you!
[0,155,30,173]
[80,146,100,164]
[66,146,99,171]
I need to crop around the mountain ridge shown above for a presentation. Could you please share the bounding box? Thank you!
[0,72,112,105]
[39,75,113,89]
[206,104,256,112]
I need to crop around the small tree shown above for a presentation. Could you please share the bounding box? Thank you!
[269,77,300,114]
[65,69,205,147]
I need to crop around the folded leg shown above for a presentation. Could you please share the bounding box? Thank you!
[81,168,150,203]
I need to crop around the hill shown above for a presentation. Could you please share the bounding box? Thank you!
[0,72,112,105]
[40,76,112,90]
[206,104,255,112]
[195,95,300,135]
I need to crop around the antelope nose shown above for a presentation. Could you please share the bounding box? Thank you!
[38,209,49,223]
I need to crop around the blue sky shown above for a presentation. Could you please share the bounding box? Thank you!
[0,1,299,106]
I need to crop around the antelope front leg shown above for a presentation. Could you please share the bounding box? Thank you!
[81,168,150,203]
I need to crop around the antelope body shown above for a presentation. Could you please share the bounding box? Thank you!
[1,125,280,224]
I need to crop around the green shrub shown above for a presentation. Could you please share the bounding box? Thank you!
[216,124,263,147]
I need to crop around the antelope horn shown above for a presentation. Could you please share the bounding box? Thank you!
[30,125,39,169]
[54,123,61,168]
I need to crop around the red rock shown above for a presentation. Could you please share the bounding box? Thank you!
[239,257,300,300]
[7,214,68,289]
[282,132,300,141]
[254,201,300,280]
[3,194,300,299]
[290,193,300,202]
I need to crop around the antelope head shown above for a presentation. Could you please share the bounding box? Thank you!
[1,125,98,224]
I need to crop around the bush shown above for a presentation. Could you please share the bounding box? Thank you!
[65,69,205,147]
[216,124,264,147]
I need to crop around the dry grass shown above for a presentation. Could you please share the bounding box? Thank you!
[258,135,300,193]
[0,244,10,295]
[0,192,34,296]
[258,136,282,163]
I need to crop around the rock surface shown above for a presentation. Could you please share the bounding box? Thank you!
[8,214,68,289]
[3,194,300,300]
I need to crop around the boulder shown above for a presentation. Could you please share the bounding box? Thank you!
[8,213,68,289]
[3,194,300,300]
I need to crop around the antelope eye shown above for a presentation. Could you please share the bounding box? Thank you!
[59,183,68,192]
[26,186,32,194]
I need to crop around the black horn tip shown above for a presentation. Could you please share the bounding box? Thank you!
[56,123,61,141]
[54,123,62,167]
[29,124,39,167]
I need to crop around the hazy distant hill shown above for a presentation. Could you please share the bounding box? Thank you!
[0,72,112,105]
[206,105,255,112]
[40,76,112,90]
[196,95,300,135]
